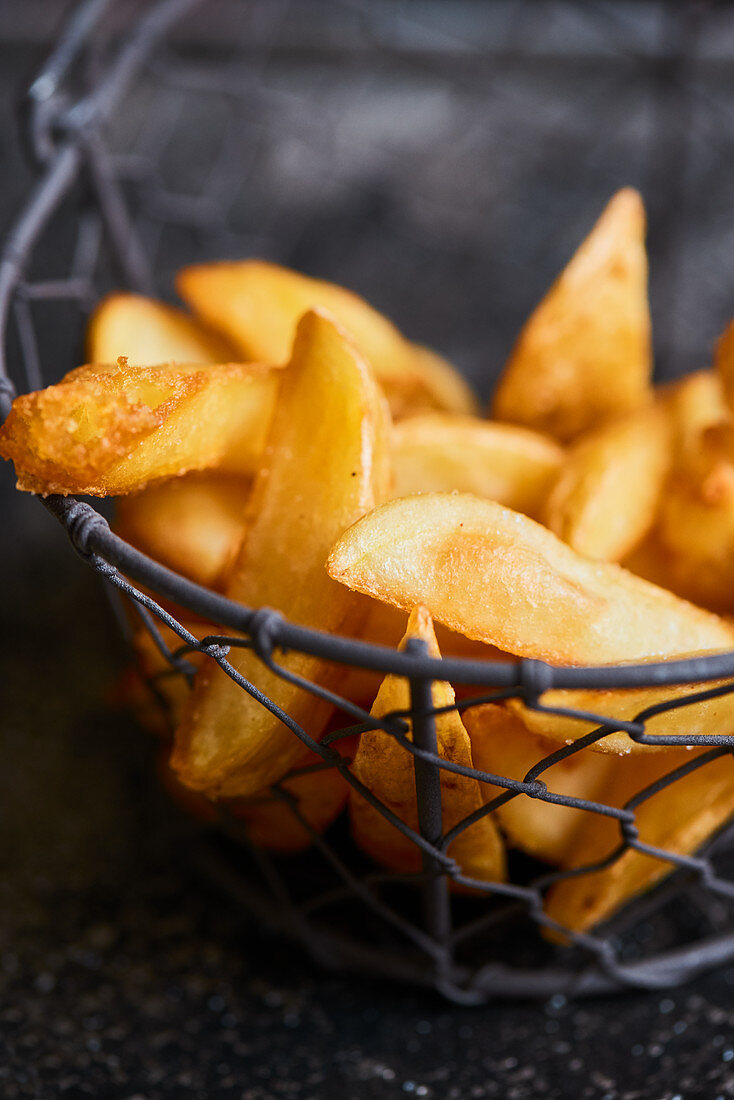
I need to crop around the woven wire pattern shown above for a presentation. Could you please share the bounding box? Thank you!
[4,0,734,1002]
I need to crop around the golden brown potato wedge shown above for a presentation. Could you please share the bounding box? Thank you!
[337,596,513,710]
[130,619,208,733]
[543,405,671,561]
[87,292,236,365]
[408,345,479,418]
[715,319,734,412]
[328,492,734,663]
[233,762,349,853]
[176,259,477,418]
[393,414,563,517]
[492,189,652,442]
[115,472,250,590]
[545,748,734,933]
[654,420,734,613]
[659,369,727,468]
[160,749,349,854]
[328,493,734,752]
[506,668,734,755]
[0,359,278,495]
[172,309,392,799]
[349,607,506,882]
[464,703,615,865]
[620,533,673,590]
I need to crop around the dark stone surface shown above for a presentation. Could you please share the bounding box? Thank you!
[4,5,734,1098]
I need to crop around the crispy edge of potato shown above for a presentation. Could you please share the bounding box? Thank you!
[0,359,277,495]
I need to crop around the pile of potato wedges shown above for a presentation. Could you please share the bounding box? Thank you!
[4,187,734,935]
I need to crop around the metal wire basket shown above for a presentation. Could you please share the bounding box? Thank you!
[5,0,734,1004]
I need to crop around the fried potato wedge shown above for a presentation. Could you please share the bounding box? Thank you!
[172,309,392,799]
[234,763,349,853]
[176,259,477,418]
[655,420,734,613]
[544,748,734,933]
[620,533,673,590]
[130,619,208,733]
[660,369,727,467]
[328,492,734,663]
[543,405,670,561]
[87,292,236,365]
[393,414,563,517]
[0,359,278,495]
[349,607,506,881]
[715,319,734,412]
[160,750,349,854]
[408,345,479,418]
[337,596,513,710]
[464,703,614,865]
[506,666,734,755]
[115,472,250,590]
[328,493,734,752]
[491,189,652,442]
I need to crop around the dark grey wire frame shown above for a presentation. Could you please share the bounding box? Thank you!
[5,0,734,1004]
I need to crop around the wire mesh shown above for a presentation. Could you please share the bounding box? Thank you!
[4,0,734,1002]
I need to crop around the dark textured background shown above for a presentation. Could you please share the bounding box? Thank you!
[4,3,734,1097]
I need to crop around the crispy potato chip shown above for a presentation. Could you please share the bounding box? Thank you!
[0,359,277,495]
[393,414,563,517]
[544,748,734,933]
[176,258,476,418]
[349,607,506,881]
[492,189,652,442]
[115,472,250,590]
[172,310,392,799]
[160,749,349,854]
[87,292,236,365]
[328,493,734,752]
[543,405,670,561]
[464,703,614,865]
